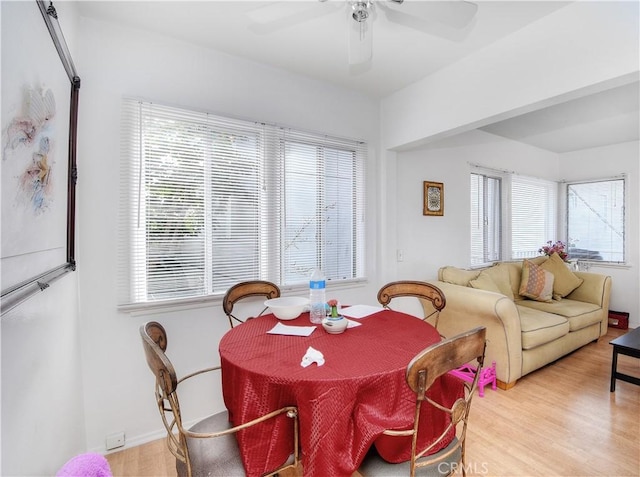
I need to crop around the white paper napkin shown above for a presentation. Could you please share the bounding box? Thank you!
[267,322,316,337]
[341,304,384,319]
[300,346,325,367]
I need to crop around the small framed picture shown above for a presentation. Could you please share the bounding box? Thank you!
[423,181,444,216]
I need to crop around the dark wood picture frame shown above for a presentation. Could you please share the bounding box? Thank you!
[423,181,444,216]
[1,1,80,314]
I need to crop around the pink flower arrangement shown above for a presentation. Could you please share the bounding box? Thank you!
[539,240,568,261]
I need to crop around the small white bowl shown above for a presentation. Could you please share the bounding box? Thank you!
[265,297,309,320]
[322,316,348,334]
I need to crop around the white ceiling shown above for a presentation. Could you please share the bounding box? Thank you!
[76,0,640,153]
[480,81,640,154]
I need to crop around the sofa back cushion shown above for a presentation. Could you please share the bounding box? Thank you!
[475,264,515,300]
[469,273,503,294]
[439,267,480,286]
[540,252,584,298]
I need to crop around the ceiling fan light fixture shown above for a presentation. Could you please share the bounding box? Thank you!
[351,1,371,22]
[348,3,373,64]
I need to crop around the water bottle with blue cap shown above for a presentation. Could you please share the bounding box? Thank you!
[309,269,326,324]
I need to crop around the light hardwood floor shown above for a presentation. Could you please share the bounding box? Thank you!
[106,327,639,476]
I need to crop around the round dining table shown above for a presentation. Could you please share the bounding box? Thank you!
[218,308,463,477]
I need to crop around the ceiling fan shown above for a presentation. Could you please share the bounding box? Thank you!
[347,0,480,64]
[247,0,479,65]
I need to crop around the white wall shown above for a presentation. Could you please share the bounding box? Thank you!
[1,2,86,475]
[2,276,85,475]
[75,16,381,453]
[388,129,559,281]
[559,141,640,327]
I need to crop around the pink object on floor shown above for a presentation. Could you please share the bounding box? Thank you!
[449,361,497,397]
[56,452,112,477]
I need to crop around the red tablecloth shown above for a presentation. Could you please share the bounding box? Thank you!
[219,309,463,477]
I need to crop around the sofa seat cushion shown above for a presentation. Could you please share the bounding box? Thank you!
[517,299,601,332]
[517,305,570,350]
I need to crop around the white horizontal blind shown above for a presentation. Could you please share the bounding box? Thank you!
[118,99,366,306]
[511,175,557,259]
[471,166,559,266]
[567,178,625,262]
[470,172,502,266]
[277,128,365,284]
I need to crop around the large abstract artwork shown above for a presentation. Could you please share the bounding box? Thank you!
[4,87,56,215]
[1,1,79,313]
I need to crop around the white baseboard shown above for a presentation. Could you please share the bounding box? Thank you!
[90,428,166,456]
[90,417,204,456]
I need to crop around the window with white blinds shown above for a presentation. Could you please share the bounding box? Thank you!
[470,172,502,266]
[118,99,366,306]
[471,167,557,266]
[567,178,625,263]
[511,175,557,259]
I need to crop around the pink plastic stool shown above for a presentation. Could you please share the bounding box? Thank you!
[449,361,496,397]
[56,453,112,477]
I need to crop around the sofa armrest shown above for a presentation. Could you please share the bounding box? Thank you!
[424,281,523,386]
[567,272,612,336]
[568,272,611,306]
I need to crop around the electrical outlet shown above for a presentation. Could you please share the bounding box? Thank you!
[106,432,125,450]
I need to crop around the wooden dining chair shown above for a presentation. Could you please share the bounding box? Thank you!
[358,326,487,477]
[222,280,281,328]
[377,280,446,329]
[139,321,300,477]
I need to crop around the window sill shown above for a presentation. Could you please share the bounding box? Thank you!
[118,295,223,317]
[119,278,369,317]
[576,261,631,272]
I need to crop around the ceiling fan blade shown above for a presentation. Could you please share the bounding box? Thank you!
[348,7,373,64]
[383,0,478,29]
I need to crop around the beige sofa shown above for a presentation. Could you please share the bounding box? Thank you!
[423,255,611,389]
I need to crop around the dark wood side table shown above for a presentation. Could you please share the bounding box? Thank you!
[610,327,640,392]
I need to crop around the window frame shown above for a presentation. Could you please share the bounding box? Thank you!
[564,176,627,265]
[118,99,367,310]
[510,174,559,261]
[470,165,559,268]
[470,170,504,267]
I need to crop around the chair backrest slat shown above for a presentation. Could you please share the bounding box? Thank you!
[377,280,446,311]
[377,281,447,330]
[140,322,177,395]
[404,326,487,477]
[407,327,486,393]
[222,280,281,328]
